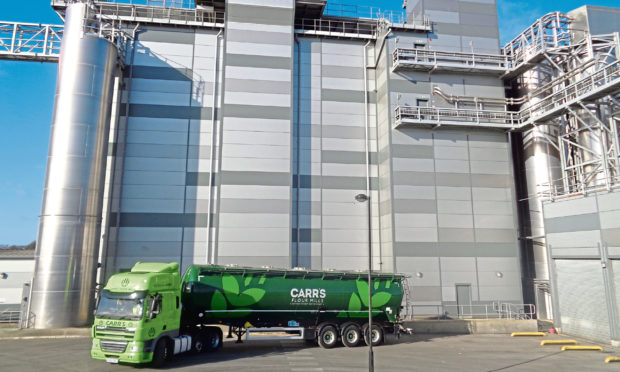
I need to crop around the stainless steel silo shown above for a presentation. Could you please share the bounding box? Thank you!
[514,66,563,319]
[29,2,119,328]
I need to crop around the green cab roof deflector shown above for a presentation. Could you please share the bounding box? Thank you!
[132,262,179,273]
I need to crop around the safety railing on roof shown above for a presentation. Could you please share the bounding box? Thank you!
[295,18,377,39]
[0,22,63,62]
[51,1,224,27]
[53,0,197,8]
[94,2,224,25]
[94,0,196,8]
[324,3,406,24]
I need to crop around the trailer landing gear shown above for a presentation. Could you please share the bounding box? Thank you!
[229,326,246,343]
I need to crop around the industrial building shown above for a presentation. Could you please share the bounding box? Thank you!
[0,0,619,344]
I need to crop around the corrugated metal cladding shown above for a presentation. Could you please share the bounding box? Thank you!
[100,0,523,312]
[543,189,620,343]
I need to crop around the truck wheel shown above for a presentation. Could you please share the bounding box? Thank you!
[151,338,170,368]
[342,324,361,347]
[364,325,384,347]
[205,327,223,351]
[318,325,338,349]
[193,333,207,353]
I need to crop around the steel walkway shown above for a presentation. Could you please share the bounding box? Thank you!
[392,12,571,78]
[0,22,62,62]
[394,60,620,131]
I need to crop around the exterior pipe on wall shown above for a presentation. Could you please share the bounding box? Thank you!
[207,29,223,265]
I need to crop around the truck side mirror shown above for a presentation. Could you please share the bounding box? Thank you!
[148,294,162,319]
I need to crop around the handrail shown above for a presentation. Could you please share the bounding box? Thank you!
[395,60,620,130]
[395,105,520,129]
[404,302,535,320]
[94,0,196,8]
[393,48,511,71]
[94,2,225,25]
[393,12,572,76]
[0,22,63,62]
[0,310,21,324]
[295,18,377,39]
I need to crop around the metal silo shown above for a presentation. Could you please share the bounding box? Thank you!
[29,2,119,328]
[513,65,563,319]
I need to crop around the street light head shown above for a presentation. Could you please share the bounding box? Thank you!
[355,193,369,203]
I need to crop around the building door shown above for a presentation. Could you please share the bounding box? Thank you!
[417,99,428,120]
[534,281,552,320]
[456,284,472,317]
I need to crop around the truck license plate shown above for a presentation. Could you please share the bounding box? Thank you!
[106,358,119,364]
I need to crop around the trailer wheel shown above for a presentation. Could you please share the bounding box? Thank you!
[151,338,171,368]
[341,324,361,347]
[205,327,223,351]
[318,325,338,349]
[363,324,384,347]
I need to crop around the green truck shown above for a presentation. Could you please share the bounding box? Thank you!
[91,262,408,366]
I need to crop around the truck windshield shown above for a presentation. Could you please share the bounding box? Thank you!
[95,290,147,320]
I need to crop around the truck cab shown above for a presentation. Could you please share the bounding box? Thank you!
[91,262,184,365]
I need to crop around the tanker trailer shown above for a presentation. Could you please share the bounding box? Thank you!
[91,262,408,367]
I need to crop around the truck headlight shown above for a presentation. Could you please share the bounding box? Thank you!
[130,345,142,352]
[92,340,99,348]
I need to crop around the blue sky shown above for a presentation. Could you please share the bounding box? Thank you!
[0,0,618,244]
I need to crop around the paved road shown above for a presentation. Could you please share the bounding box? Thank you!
[1,333,618,371]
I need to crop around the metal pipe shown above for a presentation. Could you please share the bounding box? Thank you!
[97,72,122,291]
[362,39,374,372]
[294,35,301,268]
[207,29,222,265]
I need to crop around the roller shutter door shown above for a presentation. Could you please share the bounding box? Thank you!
[554,259,610,342]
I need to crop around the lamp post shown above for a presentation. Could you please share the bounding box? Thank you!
[355,192,373,372]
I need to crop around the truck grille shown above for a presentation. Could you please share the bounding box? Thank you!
[100,340,128,353]
[96,329,135,340]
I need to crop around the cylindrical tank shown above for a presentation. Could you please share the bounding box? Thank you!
[30,2,119,328]
[181,265,405,326]
[513,66,563,320]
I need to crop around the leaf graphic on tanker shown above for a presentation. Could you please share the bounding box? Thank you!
[245,288,265,302]
[356,280,369,307]
[371,292,391,308]
[228,288,266,307]
[222,274,239,295]
[226,288,265,307]
[348,293,362,311]
[211,289,227,310]
[244,274,253,287]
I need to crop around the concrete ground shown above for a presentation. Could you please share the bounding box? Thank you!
[1,332,619,371]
